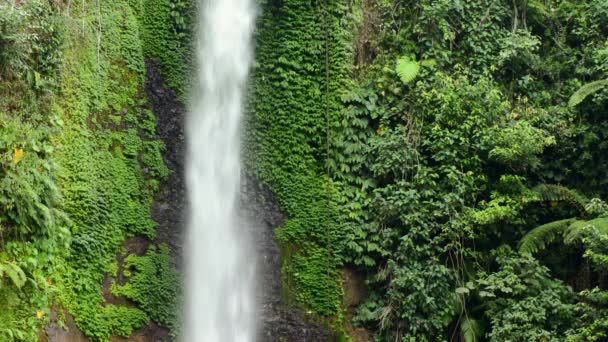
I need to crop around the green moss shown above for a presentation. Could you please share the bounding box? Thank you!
[112,245,180,336]
[29,1,181,340]
[0,0,183,340]
[130,0,193,97]
[104,305,149,338]
[247,0,358,326]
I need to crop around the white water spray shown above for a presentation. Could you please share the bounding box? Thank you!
[184,0,256,340]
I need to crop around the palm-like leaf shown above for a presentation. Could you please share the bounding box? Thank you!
[564,216,608,244]
[519,218,576,254]
[520,217,608,254]
[533,184,587,214]
[0,262,26,289]
[568,79,608,107]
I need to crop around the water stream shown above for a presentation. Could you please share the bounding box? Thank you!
[184,0,256,340]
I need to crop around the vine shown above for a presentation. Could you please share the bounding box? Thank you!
[247,0,358,323]
[0,0,183,340]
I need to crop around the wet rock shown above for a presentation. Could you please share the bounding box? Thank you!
[145,60,187,266]
[45,60,334,341]
[43,310,88,342]
[241,173,335,342]
[146,59,334,341]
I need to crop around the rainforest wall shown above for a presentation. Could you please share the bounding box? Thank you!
[2,0,608,341]
[248,0,608,341]
[0,0,190,340]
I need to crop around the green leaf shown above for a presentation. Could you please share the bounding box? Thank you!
[568,79,608,107]
[420,59,437,68]
[395,56,420,84]
[0,262,26,289]
[456,287,470,295]
[479,290,494,298]
[518,218,575,254]
[461,317,482,342]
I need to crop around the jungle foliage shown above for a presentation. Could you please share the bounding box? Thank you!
[0,0,188,340]
[2,0,608,341]
[249,0,608,340]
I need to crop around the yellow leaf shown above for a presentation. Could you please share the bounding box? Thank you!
[13,149,24,165]
[36,311,43,320]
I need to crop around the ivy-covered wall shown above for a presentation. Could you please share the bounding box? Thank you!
[2,0,608,341]
[247,0,359,328]
[248,0,608,341]
[0,0,189,340]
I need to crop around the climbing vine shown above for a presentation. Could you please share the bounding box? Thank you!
[247,0,358,324]
[249,0,608,340]
[0,0,185,340]
[130,0,194,97]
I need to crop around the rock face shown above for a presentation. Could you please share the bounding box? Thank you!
[142,59,337,341]
[43,60,182,342]
[147,57,334,340]
[45,60,334,342]
[241,174,335,342]
[145,60,187,265]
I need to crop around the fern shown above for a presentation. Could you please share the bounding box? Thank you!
[522,184,604,252]
[420,59,437,68]
[533,184,587,214]
[0,263,26,289]
[564,217,608,244]
[568,79,608,107]
[518,219,576,254]
[396,56,420,84]
[520,217,608,254]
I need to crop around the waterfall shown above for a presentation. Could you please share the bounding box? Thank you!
[184,0,256,341]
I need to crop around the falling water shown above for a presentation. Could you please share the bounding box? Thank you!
[184,0,256,341]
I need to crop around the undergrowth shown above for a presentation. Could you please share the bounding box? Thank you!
[0,0,186,340]
[247,0,359,333]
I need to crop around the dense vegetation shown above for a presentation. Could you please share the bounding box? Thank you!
[0,0,189,340]
[2,0,608,341]
[249,0,608,340]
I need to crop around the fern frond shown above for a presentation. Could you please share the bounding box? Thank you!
[565,217,608,244]
[0,262,26,289]
[519,218,576,254]
[396,56,420,84]
[533,184,587,214]
[568,79,608,107]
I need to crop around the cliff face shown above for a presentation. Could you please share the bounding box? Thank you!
[145,60,186,265]
[145,53,335,341]
[5,0,352,341]
[241,174,335,342]
[42,56,184,342]
[0,1,187,340]
[244,0,358,334]
[249,0,608,341]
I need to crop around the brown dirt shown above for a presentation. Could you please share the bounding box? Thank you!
[44,310,88,342]
[354,0,382,72]
[341,269,373,342]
